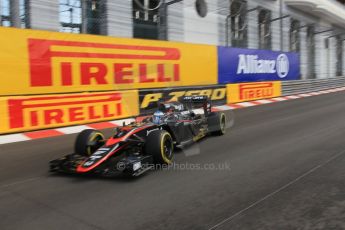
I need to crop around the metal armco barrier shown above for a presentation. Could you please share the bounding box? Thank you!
[282,77,345,96]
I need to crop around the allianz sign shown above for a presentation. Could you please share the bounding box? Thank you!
[236,54,289,78]
[217,47,299,83]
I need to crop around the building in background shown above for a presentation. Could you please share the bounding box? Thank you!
[0,0,344,79]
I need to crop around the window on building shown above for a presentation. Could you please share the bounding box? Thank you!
[20,0,29,28]
[336,36,343,76]
[1,0,28,28]
[132,0,165,40]
[290,19,300,52]
[83,0,106,35]
[306,26,316,79]
[258,9,271,50]
[230,0,247,48]
[1,0,11,26]
[59,0,82,33]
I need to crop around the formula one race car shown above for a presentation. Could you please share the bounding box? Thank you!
[50,96,227,177]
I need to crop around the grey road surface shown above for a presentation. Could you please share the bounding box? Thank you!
[1,91,345,230]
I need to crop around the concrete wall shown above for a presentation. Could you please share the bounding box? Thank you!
[183,0,218,45]
[167,1,184,42]
[29,0,59,31]
[106,0,132,38]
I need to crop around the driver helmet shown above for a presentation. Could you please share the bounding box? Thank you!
[152,111,165,124]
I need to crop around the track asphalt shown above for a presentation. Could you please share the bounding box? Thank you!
[1,90,345,230]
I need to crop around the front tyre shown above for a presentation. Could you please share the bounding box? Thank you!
[145,130,174,164]
[207,112,226,135]
[74,129,104,156]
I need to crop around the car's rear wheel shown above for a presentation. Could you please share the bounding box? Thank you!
[207,112,226,135]
[75,129,104,156]
[145,130,174,164]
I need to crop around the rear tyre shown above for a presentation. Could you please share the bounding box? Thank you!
[207,112,226,135]
[145,130,174,164]
[75,129,104,156]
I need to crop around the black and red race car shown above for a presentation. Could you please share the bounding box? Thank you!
[49,96,227,177]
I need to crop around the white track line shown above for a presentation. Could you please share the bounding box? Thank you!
[215,105,234,110]
[298,93,312,97]
[254,99,273,104]
[56,125,90,134]
[285,95,300,99]
[236,102,256,107]
[270,97,287,101]
[0,134,30,144]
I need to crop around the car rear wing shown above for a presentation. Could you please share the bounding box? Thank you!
[180,95,211,115]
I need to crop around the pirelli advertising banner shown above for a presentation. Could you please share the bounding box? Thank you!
[218,47,300,83]
[139,86,227,114]
[227,81,281,103]
[0,90,139,134]
[0,27,217,96]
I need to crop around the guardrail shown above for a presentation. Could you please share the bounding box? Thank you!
[282,77,345,96]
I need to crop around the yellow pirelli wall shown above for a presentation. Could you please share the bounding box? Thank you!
[0,27,284,134]
[227,81,282,103]
[0,27,217,96]
[0,90,139,134]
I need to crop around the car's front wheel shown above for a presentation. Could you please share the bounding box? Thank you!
[74,129,104,156]
[145,130,174,165]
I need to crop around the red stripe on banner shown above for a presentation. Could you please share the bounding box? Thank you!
[25,130,64,139]
[87,122,117,129]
